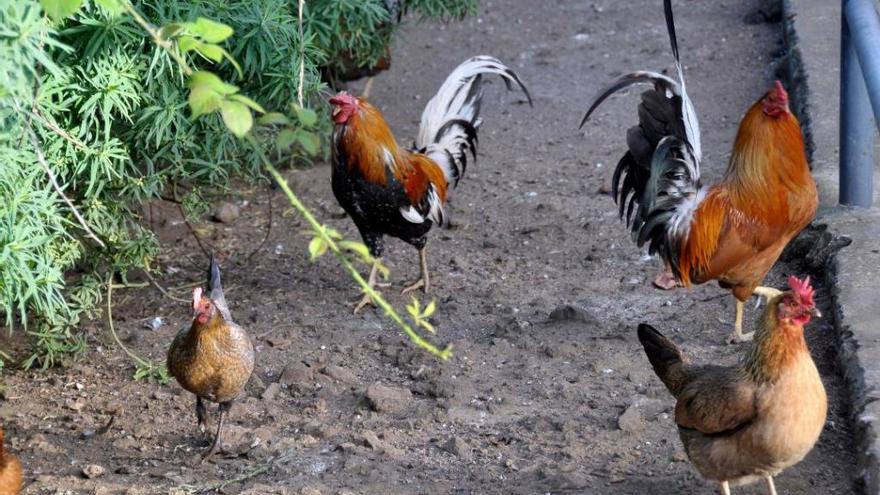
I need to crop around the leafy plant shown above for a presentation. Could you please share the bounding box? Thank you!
[0,0,473,372]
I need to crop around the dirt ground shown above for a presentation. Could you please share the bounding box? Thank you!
[0,0,857,493]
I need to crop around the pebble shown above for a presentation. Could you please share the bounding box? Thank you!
[279,363,314,393]
[548,304,599,326]
[366,383,413,414]
[323,365,357,384]
[262,382,281,402]
[82,464,106,479]
[212,202,241,223]
[618,404,646,433]
[361,430,382,451]
[442,436,472,462]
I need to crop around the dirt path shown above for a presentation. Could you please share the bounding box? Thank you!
[1,0,856,493]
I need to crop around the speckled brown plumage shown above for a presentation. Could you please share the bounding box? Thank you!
[638,278,826,491]
[167,255,254,461]
[0,425,22,495]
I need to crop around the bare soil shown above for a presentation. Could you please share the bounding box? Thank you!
[0,0,857,493]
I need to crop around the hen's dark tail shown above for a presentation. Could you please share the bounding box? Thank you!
[637,323,687,396]
[207,254,230,320]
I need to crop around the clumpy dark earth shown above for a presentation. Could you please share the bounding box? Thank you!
[0,0,857,493]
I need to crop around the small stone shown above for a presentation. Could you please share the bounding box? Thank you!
[324,365,357,384]
[361,430,382,451]
[65,399,85,412]
[366,383,413,414]
[300,488,321,495]
[152,390,171,401]
[618,405,645,433]
[279,363,314,393]
[442,436,472,462]
[82,464,106,479]
[144,317,163,331]
[28,433,62,454]
[212,202,240,223]
[548,305,599,326]
[262,382,281,402]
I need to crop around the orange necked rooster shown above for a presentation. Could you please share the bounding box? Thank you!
[329,56,531,312]
[581,0,817,343]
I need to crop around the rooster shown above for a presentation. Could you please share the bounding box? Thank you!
[0,424,21,495]
[329,56,531,312]
[167,255,255,462]
[581,0,818,343]
[637,276,825,495]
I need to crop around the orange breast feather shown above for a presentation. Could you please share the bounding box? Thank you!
[402,153,448,206]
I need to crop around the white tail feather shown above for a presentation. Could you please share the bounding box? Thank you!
[416,56,530,187]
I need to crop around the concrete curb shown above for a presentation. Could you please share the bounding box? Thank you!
[782,1,880,493]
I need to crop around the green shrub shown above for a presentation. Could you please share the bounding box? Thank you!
[0,0,475,372]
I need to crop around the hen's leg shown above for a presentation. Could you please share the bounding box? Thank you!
[727,298,754,344]
[352,262,390,314]
[196,396,208,433]
[720,481,731,495]
[201,401,230,463]
[764,476,777,495]
[401,247,430,295]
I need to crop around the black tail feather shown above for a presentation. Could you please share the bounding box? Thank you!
[664,0,679,65]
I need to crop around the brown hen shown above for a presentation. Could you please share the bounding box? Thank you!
[168,255,254,462]
[637,276,826,494]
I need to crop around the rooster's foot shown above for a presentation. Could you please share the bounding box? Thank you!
[401,247,431,296]
[400,277,427,295]
[350,262,389,313]
[652,270,677,290]
[351,293,379,314]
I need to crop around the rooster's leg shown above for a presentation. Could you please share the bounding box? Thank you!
[201,401,230,463]
[764,476,778,495]
[719,481,731,495]
[401,247,430,295]
[727,299,754,344]
[352,262,390,313]
[752,286,783,306]
[196,396,208,433]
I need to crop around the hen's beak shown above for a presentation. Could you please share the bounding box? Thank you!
[332,106,342,118]
[810,306,822,318]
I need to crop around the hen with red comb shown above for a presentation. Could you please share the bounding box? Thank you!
[168,254,254,463]
[637,273,826,494]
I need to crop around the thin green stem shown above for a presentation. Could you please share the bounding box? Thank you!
[106,273,168,377]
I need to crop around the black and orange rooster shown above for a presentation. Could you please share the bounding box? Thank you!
[329,56,531,311]
[581,0,817,343]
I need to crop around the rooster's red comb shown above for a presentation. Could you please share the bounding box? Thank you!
[329,91,358,107]
[788,275,814,305]
[772,80,788,102]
